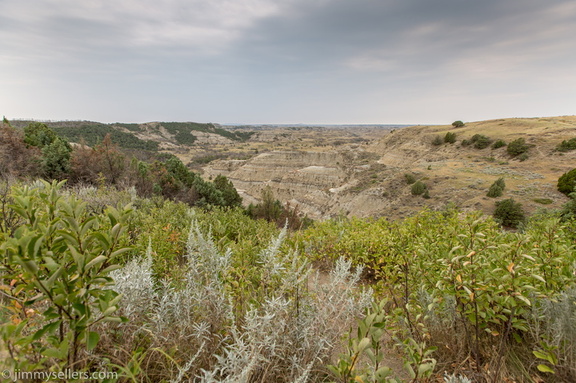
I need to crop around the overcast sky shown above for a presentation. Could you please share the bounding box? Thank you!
[1,0,575,125]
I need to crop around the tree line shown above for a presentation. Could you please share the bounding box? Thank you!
[0,119,241,209]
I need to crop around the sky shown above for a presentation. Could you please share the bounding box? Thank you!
[1,0,575,125]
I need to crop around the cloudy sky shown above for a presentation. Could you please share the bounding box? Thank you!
[1,0,575,125]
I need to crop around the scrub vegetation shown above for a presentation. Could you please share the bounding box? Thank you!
[1,118,576,382]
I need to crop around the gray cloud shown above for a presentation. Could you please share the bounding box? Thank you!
[1,0,575,123]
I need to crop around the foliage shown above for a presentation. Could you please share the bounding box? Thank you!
[452,121,464,128]
[470,134,492,149]
[0,180,131,373]
[493,198,525,228]
[23,122,59,148]
[0,121,40,178]
[556,137,576,152]
[3,178,576,381]
[560,193,576,221]
[444,132,457,144]
[247,186,311,229]
[160,122,254,144]
[329,299,437,383]
[507,137,530,157]
[404,173,416,185]
[297,209,576,380]
[557,168,576,196]
[70,134,126,185]
[105,219,370,382]
[411,181,427,196]
[533,198,553,205]
[54,124,158,151]
[432,135,443,146]
[328,300,397,383]
[213,175,242,208]
[23,123,72,179]
[487,177,506,198]
[491,139,507,149]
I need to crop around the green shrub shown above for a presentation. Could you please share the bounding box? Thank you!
[487,178,506,198]
[404,173,417,184]
[444,132,457,144]
[556,137,576,152]
[24,122,72,179]
[557,168,576,196]
[507,137,530,157]
[470,134,492,149]
[452,120,465,128]
[298,209,576,380]
[494,198,525,228]
[0,180,131,372]
[213,174,242,208]
[432,135,443,146]
[518,152,529,161]
[411,181,427,196]
[492,139,507,149]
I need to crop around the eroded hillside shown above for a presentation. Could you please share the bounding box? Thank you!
[203,117,576,220]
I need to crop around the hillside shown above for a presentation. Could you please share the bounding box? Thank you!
[9,120,253,153]
[203,116,576,220]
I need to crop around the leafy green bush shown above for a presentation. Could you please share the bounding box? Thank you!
[0,180,131,373]
[24,122,72,179]
[213,174,242,208]
[404,173,417,184]
[491,139,506,149]
[444,132,457,144]
[298,209,576,380]
[487,178,506,198]
[109,220,370,381]
[452,121,464,128]
[557,168,576,196]
[470,134,492,149]
[518,152,529,161]
[487,184,503,198]
[556,137,576,152]
[411,180,427,196]
[493,198,525,228]
[507,137,530,157]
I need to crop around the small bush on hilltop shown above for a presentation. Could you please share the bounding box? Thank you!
[452,120,465,128]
